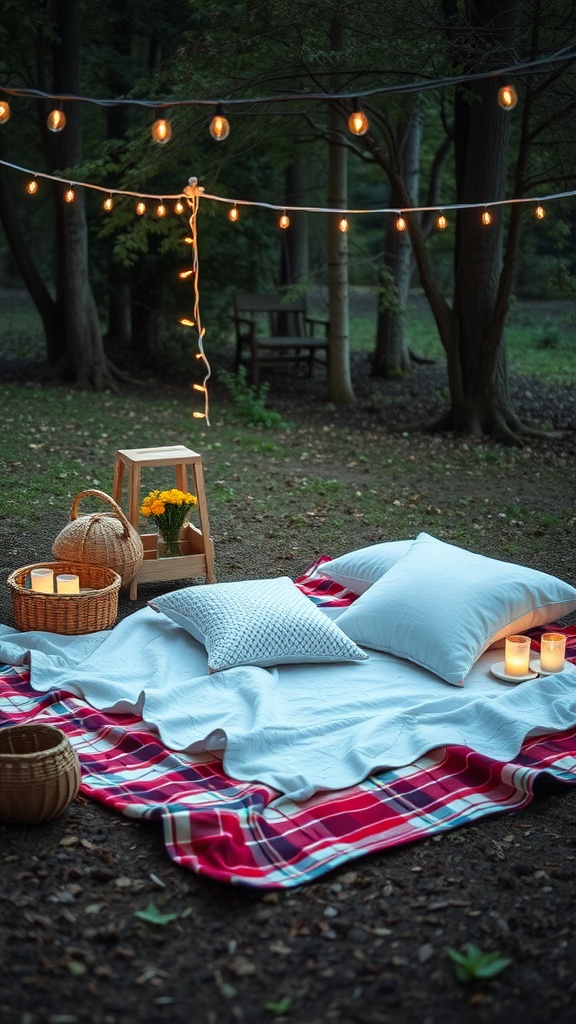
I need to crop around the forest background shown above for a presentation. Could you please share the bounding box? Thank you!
[0,0,575,444]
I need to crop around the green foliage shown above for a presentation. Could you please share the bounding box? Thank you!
[534,321,561,350]
[134,901,179,926]
[264,996,292,1016]
[446,943,512,983]
[218,367,292,429]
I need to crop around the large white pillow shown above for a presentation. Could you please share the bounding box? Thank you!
[321,539,414,594]
[149,576,368,672]
[336,533,576,687]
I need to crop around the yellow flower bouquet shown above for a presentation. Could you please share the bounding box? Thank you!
[140,488,198,558]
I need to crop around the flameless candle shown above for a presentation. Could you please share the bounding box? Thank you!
[30,568,54,593]
[56,573,80,595]
[539,632,566,674]
[504,634,531,677]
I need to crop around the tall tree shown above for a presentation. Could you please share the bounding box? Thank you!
[359,0,576,441]
[48,0,109,388]
[326,11,355,404]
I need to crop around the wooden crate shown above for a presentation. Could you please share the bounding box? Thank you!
[134,523,214,589]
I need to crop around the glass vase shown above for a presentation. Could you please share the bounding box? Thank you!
[158,532,184,558]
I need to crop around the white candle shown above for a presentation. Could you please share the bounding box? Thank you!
[30,568,54,593]
[56,573,80,595]
[504,634,531,677]
[540,632,566,673]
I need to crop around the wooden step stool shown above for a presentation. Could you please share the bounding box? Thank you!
[112,445,215,600]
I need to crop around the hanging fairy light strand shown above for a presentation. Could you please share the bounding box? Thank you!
[180,177,211,425]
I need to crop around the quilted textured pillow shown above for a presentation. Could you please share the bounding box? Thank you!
[336,533,576,687]
[149,576,368,672]
[321,539,414,595]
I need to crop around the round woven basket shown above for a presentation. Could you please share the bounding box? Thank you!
[52,489,144,586]
[0,723,81,824]
[8,560,121,634]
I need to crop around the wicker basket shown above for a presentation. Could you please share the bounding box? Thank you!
[52,489,144,586]
[8,561,121,634]
[0,723,81,824]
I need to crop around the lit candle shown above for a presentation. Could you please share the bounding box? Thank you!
[30,568,54,593]
[504,634,531,677]
[540,632,566,673]
[56,573,80,595]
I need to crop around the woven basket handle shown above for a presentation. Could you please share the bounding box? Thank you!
[69,489,133,538]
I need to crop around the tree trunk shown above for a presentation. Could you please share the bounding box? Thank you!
[326,14,355,404]
[0,154,63,364]
[372,114,422,378]
[438,0,525,441]
[280,158,309,287]
[47,0,112,388]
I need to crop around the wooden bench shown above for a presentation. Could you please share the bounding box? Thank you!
[233,293,329,386]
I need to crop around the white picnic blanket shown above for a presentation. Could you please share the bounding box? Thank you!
[1,608,575,805]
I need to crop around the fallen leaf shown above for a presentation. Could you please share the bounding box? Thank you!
[134,901,179,927]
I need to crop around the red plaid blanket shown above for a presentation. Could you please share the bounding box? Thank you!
[1,563,575,889]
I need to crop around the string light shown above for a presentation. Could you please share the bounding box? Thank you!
[338,216,349,232]
[64,185,75,203]
[209,103,230,141]
[181,176,211,424]
[47,108,66,132]
[228,204,239,222]
[279,210,290,229]
[481,208,493,225]
[8,159,576,220]
[348,98,369,136]
[436,212,448,230]
[156,200,166,217]
[26,178,38,195]
[178,269,193,279]
[102,194,114,211]
[497,84,518,110]
[135,200,146,215]
[535,203,546,219]
[0,99,10,123]
[396,214,407,231]
[151,115,171,144]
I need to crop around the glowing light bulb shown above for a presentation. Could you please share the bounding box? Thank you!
[481,208,492,226]
[47,108,66,132]
[436,212,448,230]
[135,200,146,216]
[348,99,369,136]
[0,99,10,124]
[151,117,171,143]
[209,104,230,141]
[228,205,239,222]
[279,211,290,229]
[156,201,166,218]
[396,215,407,232]
[535,204,546,220]
[26,178,39,195]
[338,216,349,233]
[497,84,518,110]
[103,195,114,212]
[174,199,185,214]
[64,186,75,203]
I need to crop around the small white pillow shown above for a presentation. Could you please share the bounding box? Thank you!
[336,533,576,687]
[321,539,414,594]
[149,576,368,672]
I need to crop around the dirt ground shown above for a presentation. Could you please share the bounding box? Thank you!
[1,341,576,1024]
